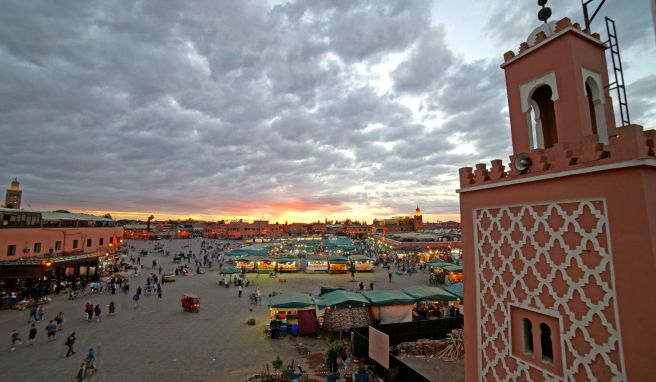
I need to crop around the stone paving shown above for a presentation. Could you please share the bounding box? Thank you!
[0,238,432,382]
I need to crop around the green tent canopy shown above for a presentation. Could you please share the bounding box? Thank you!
[359,290,415,306]
[268,292,319,309]
[348,255,373,262]
[321,290,370,309]
[276,258,297,264]
[444,282,464,299]
[327,255,349,264]
[403,285,458,302]
[440,264,463,273]
[427,258,446,266]
[219,266,241,274]
[320,286,344,295]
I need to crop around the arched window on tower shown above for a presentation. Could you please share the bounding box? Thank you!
[523,318,534,355]
[540,323,553,362]
[584,75,609,144]
[586,83,598,135]
[531,85,558,148]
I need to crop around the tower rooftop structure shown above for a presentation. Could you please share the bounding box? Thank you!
[457,9,654,382]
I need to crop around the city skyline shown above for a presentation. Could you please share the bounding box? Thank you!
[2,1,654,224]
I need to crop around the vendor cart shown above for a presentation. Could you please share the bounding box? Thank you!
[181,293,200,312]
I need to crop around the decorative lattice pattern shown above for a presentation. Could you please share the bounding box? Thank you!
[475,199,626,381]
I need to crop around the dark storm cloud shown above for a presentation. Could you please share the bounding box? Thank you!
[1,0,653,219]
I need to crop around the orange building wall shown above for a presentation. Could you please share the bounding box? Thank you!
[460,166,655,381]
[0,226,124,260]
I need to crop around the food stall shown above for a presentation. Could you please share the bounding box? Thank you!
[305,256,328,273]
[256,258,277,273]
[234,257,257,273]
[267,292,320,336]
[403,285,459,320]
[426,258,446,270]
[360,290,415,324]
[275,258,298,272]
[327,255,349,274]
[440,264,463,285]
[320,290,372,331]
[348,255,374,272]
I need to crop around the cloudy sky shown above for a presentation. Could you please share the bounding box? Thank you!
[2,0,655,223]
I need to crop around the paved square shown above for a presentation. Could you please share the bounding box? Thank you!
[0,238,431,382]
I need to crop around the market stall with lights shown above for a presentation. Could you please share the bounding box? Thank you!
[327,255,349,274]
[267,292,320,336]
[348,255,374,272]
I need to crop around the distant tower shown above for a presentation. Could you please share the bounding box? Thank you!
[4,178,22,209]
[413,205,422,231]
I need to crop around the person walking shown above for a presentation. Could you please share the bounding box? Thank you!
[133,292,140,308]
[388,270,393,283]
[75,362,86,382]
[46,320,57,342]
[94,304,102,321]
[359,281,364,291]
[27,306,37,324]
[10,329,22,351]
[157,283,162,299]
[108,301,116,316]
[158,265,162,275]
[65,332,76,357]
[84,302,93,321]
[369,282,374,290]
[28,324,37,345]
[238,285,243,298]
[55,312,64,331]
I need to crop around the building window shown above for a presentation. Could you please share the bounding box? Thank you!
[55,241,62,251]
[523,318,534,355]
[7,245,16,256]
[99,238,104,246]
[531,85,558,148]
[540,323,553,362]
[87,238,92,247]
[34,243,42,253]
[109,237,113,244]
[73,240,78,249]
[511,306,562,376]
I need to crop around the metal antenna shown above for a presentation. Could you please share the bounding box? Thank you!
[581,0,630,125]
[582,0,607,30]
[605,17,631,125]
[537,0,552,24]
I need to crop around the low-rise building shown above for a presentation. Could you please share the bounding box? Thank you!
[0,207,124,297]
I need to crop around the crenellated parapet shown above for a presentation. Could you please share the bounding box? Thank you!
[459,125,656,188]
[503,17,602,64]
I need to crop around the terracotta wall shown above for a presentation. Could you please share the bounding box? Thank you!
[0,226,124,260]
[460,165,655,381]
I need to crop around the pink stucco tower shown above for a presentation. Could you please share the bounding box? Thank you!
[458,17,656,382]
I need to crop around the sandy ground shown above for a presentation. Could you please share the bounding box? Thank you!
[0,238,433,382]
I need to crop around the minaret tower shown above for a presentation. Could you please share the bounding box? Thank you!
[413,205,422,231]
[457,2,655,381]
[4,178,22,209]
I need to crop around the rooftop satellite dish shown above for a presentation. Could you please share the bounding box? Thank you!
[514,153,532,173]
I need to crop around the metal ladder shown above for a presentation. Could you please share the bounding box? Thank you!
[604,16,630,126]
